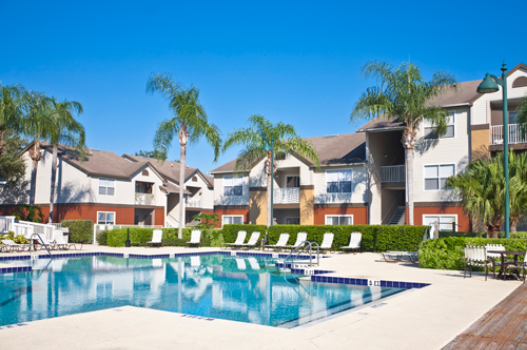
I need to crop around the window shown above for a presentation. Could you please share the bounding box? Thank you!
[326,170,352,193]
[423,215,456,231]
[424,112,455,139]
[98,178,115,196]
[192,176,198,182]
[424,164,454,190]
[224,176,243,196]
[325,215,353,225]
[286,176,300,188]
[509,111,518,124]
[222,215,243,225]
[97,212,115,225]
[285,217,300,225]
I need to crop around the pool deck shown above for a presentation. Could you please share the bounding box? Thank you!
[0,245,521,350]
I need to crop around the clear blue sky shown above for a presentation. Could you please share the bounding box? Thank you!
[1,0,526,173]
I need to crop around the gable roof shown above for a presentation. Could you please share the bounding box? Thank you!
[210,133,366,174]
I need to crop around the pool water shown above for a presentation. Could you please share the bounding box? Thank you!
[0,254,404,328]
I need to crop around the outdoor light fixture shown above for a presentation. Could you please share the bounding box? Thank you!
[477,62,510,238]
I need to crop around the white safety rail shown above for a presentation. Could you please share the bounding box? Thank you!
[92,224,164,245]
[0,216,56,240]
[273,188,300,204]
[381,165,406,183]
[135,192,155,205]
[491,124,527,145]
[17,220,55,240]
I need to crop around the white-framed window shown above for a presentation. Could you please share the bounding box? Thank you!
[424,112,455,140]
[222,215,244,225]
[325,215,353,225]
[424,164,455,191]
[97,211,115,225]
[224,176,243,196]
[98,178,115,196]
[509,111,518,124]
[326,169,352,193]
[285,176,300,188]
[423,215,457,231]
[285,217,300,225]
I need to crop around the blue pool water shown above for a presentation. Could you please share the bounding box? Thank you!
[0,254,404,328]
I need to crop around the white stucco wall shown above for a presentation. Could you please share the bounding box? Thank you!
[313,165,368,204]
[213,174,249,206]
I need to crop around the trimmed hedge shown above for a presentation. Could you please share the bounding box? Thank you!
[419,237,527,270]
[107,228,222,247]
[221,224,267,244]
[61,220,93,244]
[266,224,427,252]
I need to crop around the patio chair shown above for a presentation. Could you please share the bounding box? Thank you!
[187,230,201,248]
[320,233,334,253]
[38,237,57,251]
[236,258,247,270]
[146,229,163,247]
[464,245,490,281]
[239,231,260,249]
[224,230,247,248]
[287,232,308,250]
[248,257,260,270]
[341,232,362,253]
[485,244,505,279]
[264,233,290,251]
[502,252,527,283]
[54,231,79,250]
[1,239,30,252]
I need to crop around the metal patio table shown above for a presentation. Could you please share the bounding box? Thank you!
[487,250,525,280]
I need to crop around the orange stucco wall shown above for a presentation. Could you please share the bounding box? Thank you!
[213,207,250,228]
[313,206,369,225]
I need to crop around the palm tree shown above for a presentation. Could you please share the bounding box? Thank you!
[46,97,85,223]
[0,84,25,156]
[147,73,221,239]
[22,91,52,206]
[505,151,527,233]
[350,61,456,225]
[223,114,319,226]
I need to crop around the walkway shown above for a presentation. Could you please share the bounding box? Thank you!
[444,284,527,350]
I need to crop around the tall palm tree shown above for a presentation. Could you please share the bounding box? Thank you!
[22,91,52,206]
[0,84,25,156]
[223,114,319,226]
[46,97,86,223]
[505,151,527,233]
[147,73,221,239]
[350,61,456,225]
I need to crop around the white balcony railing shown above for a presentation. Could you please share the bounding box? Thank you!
[273,187,300,204]
[186,197,202,208]
[135,192,155,205]
[491,124,527,145]
[381,165,405,183]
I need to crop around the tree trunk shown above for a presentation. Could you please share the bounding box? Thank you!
[510,217,519,233]
[178,124,190,240]
[29,142,42,207]
[49,144,58,223]
[266,154,272,227]
[406,147,414,226]
[486,224,500,239]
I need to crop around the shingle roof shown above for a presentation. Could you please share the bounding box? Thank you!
[210,133,366,174]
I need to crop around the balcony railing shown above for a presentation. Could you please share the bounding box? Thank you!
[274,187,300,204]
[491,124,527,145]
[381,165,405,183]
[186,197,202,208]
[135,192,155,205]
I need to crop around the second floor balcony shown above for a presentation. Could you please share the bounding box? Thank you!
[491,124,527,145]
[274,187,300,204]
[186,197,202,208]
[381,165,405,183]
[135,192,155,205]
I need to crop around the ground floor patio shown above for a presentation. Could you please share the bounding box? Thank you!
[0,246,520,350]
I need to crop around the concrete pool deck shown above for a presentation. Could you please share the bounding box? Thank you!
[0,245,520,350]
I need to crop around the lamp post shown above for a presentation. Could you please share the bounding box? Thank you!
[477,62,510,238]
[261,136,274,226]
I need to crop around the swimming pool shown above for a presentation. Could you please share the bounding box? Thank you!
[0,254,404,328]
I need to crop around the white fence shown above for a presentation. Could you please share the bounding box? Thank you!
[381,165,406,183]
[0,216,56,241]
[491,124,527,145]
[273,188,300,204]
[0,216,15,233]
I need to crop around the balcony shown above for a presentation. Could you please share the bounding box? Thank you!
[381,165,405,183]
[135,192,155,205]
[186,197,202,208]
[491,124,527,145]
[274,187,300,204]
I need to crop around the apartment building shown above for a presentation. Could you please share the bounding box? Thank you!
[0,143,214,227]
[212,63,527,231]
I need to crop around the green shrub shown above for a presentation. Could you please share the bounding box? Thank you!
[221,224,267,245]
[419,237,527,270]
[107,228,222,247]
[267,225,427,252]
[61,220,93,244]
[97,230,109,245]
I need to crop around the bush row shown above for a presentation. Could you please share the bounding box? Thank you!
[61,220,93,244]
[419,237,527,270]
[106,228,222,247]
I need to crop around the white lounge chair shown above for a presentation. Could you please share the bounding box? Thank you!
[38,237,57,251]
[265,233,290,251]
[341,232,362,253]
[320,233,334,253]
[287,232,308,249]
[1,239,30,252]
[146,229,163,247]
[248,257,260,270]
[239,231,260,249]
[224,230,247,248]
[486,244,505,279]
[54,231,79,250]
[236,258,247,270]
[187,230,201,248]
